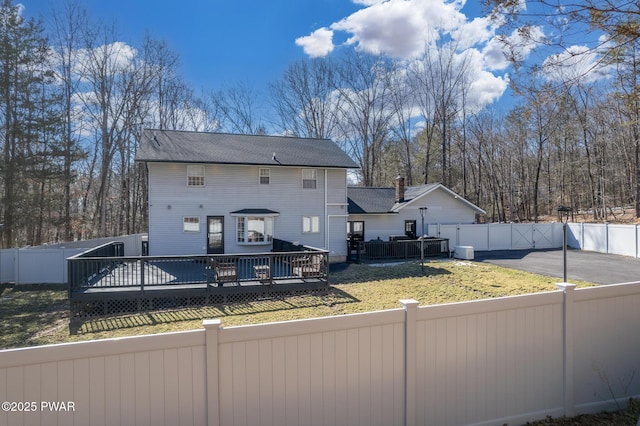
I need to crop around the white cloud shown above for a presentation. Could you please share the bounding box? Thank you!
[352,0,386,5]
[295,27,334,58]
[294,0,527,111]
[482,36,510,70]
[327,0,470,59]
[542,44,612,83]
[453,15,495,50]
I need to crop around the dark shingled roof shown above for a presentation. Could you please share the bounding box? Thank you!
[347,183,486,215]
[135,129,359,169]
[348,184,441,214]
[347,187,397,214]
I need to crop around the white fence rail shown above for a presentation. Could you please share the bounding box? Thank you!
[2,282,639,426]
[0,234,147,284]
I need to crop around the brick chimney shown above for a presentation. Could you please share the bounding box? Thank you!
[395,175,405,203]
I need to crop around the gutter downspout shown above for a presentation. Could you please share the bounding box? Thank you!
[325,169,328,251]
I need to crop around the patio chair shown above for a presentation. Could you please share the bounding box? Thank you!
[210,259,238,286]
[292,254,325,279]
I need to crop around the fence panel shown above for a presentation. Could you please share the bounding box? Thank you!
[606,224,636,257]
[437,225,458,246]
[217,310,406,426]
[567,224,582,249]
[488,223,513,250]
[0,249,16,283]
[414,292,565,425]
[573,283,640,413]
[0,331,207,426]
[582,224,607,252]
[458,224,489,250]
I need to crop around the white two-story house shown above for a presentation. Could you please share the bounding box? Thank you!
[135,129,358,263]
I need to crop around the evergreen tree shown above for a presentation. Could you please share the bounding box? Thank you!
[0,0,62,247]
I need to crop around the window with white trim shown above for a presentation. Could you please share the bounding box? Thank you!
[303,216,320,233]
[183,216,200,232]
[259,168,270,184]
[236,216,274,244]
[187,165,205,187]
[302,169,317,189]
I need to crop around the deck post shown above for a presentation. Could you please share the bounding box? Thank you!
[140,259,145,292]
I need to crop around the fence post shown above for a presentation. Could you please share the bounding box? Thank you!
[401,299,419,426]
[204,319,221,426]
[556,283,576,417]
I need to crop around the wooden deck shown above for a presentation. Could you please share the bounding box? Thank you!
[68,243,329,317]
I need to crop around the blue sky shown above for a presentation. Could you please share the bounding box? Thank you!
[22,0,362,91]
[19,0,607,116]
[21,0,506,105]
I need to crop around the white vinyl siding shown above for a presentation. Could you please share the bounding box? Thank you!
[187,165,205,186]
[147,163,348,257]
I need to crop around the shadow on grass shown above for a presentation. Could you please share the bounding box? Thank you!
[69,287,359,335]
[0,285,69,349]
[330,260,451,285]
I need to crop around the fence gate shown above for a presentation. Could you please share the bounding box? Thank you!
[534,224,555,249]
[512,224,535,249]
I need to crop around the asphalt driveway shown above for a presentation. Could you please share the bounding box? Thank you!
[473,248,640,285]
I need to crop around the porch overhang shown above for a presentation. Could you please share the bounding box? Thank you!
[230,209,280,216]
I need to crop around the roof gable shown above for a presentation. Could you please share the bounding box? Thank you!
[347,183,486,215]
[135,129,359,169]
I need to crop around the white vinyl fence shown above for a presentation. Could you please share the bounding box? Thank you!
[568,223,640,257]
[432,223,563,251]
[2,282,639,426]
[0,234,147,284]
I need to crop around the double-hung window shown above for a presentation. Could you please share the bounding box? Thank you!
[259,168,270,184]
[187,165,205,187]
[302,169,317,189]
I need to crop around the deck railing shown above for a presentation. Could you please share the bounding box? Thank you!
[68,249,329,295]
[67,241,125,297]
[353,238,449,261]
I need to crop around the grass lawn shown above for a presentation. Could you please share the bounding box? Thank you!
[0,259,595,350]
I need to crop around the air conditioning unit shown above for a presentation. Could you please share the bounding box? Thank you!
[454,245,474,260]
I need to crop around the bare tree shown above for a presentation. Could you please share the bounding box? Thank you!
[387,63,416,185]
[207,81,266,134]
[410,42,472,186]
[49,0,88,240]
[270,57,341,139]
[334,52,394,186]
